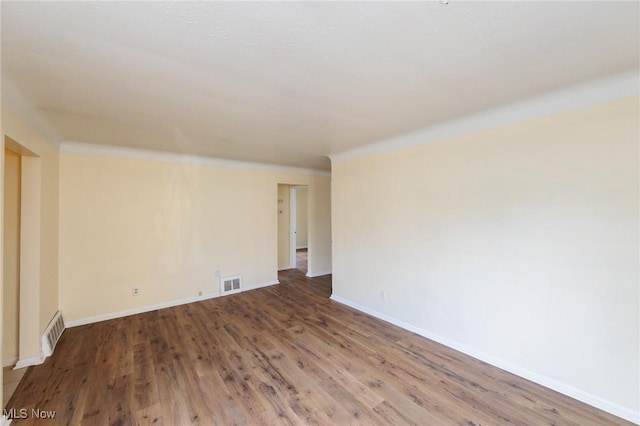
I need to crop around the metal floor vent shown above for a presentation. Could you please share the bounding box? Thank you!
[220,275,242,296]
[42,311,65,358]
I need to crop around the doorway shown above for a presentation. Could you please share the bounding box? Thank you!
[3,147,21,369]
[277,184,309,274]
[290,185,308,274]
[3,136,42,372]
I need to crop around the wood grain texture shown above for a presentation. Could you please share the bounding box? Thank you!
[3,366,27,407]
[6,270,632,425]
[296,249,307,274]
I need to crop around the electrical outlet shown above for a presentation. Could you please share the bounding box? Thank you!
[132,288,140,296]
[380,290,386,301]
[215,270,221,278]
[198,291,203,296]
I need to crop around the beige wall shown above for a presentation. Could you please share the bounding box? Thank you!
[277,184,291,269]
[307,177,332,276]
[3,149,20,364]
[1,108,60,365]
[332,96,639,416]
[59,154,331,322]
[296,187,308,249]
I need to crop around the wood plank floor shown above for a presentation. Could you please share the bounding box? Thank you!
[6,270,632,425]
[3,366,27,407]
[296,249,307,274]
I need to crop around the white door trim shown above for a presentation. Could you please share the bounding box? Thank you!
[289,187,297,269]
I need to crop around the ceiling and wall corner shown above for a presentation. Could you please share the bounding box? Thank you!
[329,70,639,165]
[0,2,638,422]
[59,141,330,177]
[1,1,638,170]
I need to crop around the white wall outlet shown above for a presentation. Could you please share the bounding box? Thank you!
[380,290,386,301]
[215,270,221,278]
[132,288,140,296]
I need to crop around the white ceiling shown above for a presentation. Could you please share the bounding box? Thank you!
[2,1,638,171]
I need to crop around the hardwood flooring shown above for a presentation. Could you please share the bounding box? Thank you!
[3,366,27,407]
[6,270,632,425]
[296,249,307,274]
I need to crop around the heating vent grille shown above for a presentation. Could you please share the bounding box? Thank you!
[220,275,243,296]
[42,311,65,358]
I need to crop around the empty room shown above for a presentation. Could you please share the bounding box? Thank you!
[1,1,639,425]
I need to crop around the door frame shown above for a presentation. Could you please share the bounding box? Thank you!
[4,136,43,369]
[289,185,307,270]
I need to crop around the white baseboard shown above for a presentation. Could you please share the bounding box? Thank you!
[14,354,44,369]
[66,292,222,327]
[2,356,18,368]
[278,266,294,271]
[306,270,332,278]
[66,280,281,328]
[329,294,640,425]
[1,415,11,426]
[246,280,279,291]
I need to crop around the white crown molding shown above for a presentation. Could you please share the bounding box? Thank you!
[330,69,640,165]
[330,294,640,425]
[60,141,331,176]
